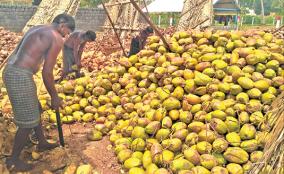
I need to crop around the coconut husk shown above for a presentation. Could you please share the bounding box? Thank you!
[249,92,284,174]
[264,26,284,39]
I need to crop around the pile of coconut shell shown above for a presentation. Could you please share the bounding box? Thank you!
[0,112,16,174]
[81,31,132,72]
[0,27,22,65]
[81,27,178,73]
[39,29,284,174]
[264,26,284,39]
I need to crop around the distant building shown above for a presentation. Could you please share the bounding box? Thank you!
[213,0,241,16]
[213,0,241,29]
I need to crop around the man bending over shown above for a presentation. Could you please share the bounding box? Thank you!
[2,13,75,172]
[60,30,96,80]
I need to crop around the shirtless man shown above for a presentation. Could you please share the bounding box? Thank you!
[60,30,96,81]
[2,14,75,171]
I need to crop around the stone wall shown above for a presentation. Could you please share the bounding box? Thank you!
[75,8,106,32]
[0,5,106,32]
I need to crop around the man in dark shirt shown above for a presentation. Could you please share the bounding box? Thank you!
[128,26,154,57]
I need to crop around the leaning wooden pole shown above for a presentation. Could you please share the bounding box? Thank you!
[102,1,127,57]
[129,0,170,49]
[273,25,284,34]
[0,55,9,70]
[142,0,150,19]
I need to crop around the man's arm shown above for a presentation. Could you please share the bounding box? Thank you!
[72,42,81,67]
[42,35,63,109]
[72,41,85,69]
[76,43,86,68]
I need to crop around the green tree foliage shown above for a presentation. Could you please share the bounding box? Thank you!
[239,0,284,15]
[271,0,284,15]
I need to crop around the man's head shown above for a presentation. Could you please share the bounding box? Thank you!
[141,26,154,38]
[83,30,97,42]
[144,26,154,34]
[52,13,75,37]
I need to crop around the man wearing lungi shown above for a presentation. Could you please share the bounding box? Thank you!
[2,14,75,171]
[60,30,96,81]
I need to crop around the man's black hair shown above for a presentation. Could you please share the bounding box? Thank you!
[144,26,154,34]
[85,30,96,41]
[52,13,75,32]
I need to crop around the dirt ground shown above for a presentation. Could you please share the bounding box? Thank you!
[6,123,121,174]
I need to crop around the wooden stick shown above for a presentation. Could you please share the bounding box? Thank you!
[0,50,16,110]
[179,0,207,18]
[129,0,170,49]
[102,1,128,57]
[192,17,209,29]
[142,0,150,19]
[105,0,139,7]
[273,25,284,34]
[102,25,141,31]
[0,53,10,71]
[55,108,65,147]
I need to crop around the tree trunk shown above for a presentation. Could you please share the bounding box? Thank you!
[260,0,265,24]
[177,0,213,31]
[23,0,80,33]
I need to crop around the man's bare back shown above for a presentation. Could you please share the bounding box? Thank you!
[64,31,81,49]
[60,30,96,81]
[11,25,63,73]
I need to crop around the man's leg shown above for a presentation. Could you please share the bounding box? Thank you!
[6,128,33,171]
[34,122,58,152]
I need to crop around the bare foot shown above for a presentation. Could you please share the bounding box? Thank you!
[37,142,58,152]
[6,158,33,172]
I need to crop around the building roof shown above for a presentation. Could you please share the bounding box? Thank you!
[213,0,240,15]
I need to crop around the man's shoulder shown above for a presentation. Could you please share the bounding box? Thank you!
[34,27,62,44]
[24,26,52,43]
[70,31,82,37]
[28,26,55,38]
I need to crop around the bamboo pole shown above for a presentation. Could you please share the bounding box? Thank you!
[0,49,16,72]
[105,0,139,7]
[102,0,128,57]
[0,50,14,110]
[273,25,284,34]
[142,0,150,19]
[179,0,207,18]
[0,56,9,71]
[129,0,170,49]
[102,26,141,31]
[192,17,210,29]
